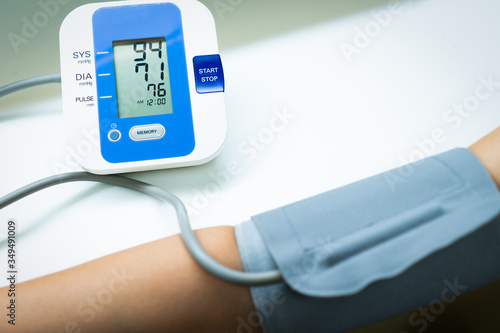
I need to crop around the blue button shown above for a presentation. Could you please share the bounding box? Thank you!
[108,129,121,141]
[193,54,224,94]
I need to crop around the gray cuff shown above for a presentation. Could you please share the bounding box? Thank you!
[251,148,500,297]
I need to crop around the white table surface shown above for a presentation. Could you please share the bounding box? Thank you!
[1,0,500,285]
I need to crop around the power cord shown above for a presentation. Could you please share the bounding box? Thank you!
[0,74,283,286]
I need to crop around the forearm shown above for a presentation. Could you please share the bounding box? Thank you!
[0,226,258,332]
[469,127,500,189]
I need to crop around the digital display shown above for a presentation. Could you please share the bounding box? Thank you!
[113,37,173,118]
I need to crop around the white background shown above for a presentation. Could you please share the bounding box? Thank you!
[1,0,500,285]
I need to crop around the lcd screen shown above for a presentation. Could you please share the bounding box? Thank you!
[113,37,173,118]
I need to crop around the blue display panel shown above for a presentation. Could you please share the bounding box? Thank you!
[92,3,195,163]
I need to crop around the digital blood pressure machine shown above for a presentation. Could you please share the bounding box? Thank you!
[0,0,281,287]
[60,0,226,174]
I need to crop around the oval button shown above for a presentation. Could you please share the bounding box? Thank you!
[129,124,165,141]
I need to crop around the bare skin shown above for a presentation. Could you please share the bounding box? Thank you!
[0,227,262,333]
[0,127,499,332]
[469,127,500,189]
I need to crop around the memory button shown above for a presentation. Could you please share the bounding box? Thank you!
[130,124,165,141]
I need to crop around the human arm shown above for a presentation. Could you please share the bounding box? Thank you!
[0,226,261,333]
[1,127,499,333]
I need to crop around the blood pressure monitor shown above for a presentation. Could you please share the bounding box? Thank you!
[60,0,226,174]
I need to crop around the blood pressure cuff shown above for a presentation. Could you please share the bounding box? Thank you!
[250,148,500,297]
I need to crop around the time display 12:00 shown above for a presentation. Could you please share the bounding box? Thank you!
[146,98,167,106]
